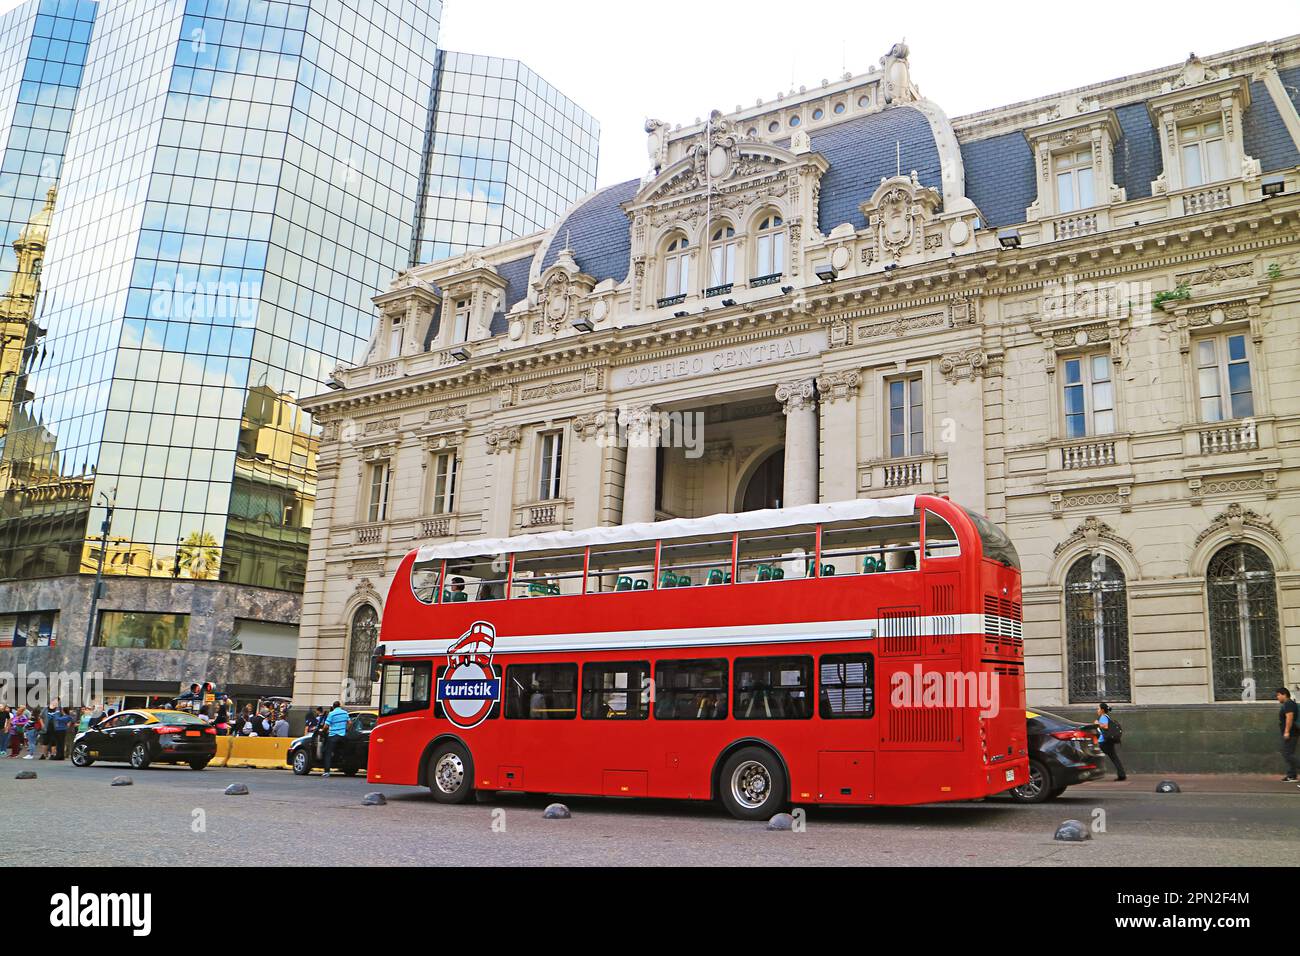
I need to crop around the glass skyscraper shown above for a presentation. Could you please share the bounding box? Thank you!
[416,51,599,263]
[0,0,598,705]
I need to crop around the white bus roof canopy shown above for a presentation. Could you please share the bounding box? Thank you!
[413,495,919,563]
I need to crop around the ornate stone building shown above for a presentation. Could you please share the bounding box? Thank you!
[296,39,1300,770]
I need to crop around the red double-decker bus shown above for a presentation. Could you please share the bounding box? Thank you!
[369,494,1027,819]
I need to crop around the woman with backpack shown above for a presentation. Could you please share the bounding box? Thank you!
[1096,702,1127,781]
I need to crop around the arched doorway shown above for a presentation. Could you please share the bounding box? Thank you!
[1064,554,1131,703]
[1207,543,1282,701]
[740,449,784,511]
[347,604,380,704]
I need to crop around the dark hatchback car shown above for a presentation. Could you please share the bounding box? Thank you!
[287,711,377,776]
[1009,709,1105,803]
[71,709,217,770]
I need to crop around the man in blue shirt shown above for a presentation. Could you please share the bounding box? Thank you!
[321,701,350,778]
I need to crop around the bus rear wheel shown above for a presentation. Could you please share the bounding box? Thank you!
[428,741,474,804]
[718,746,786,821]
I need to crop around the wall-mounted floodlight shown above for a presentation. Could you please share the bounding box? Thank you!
[815,263,838,283]
[997,228,1022,249]
[1261,174,1286,198]
[571,317,594,333]
[449,345,471,362]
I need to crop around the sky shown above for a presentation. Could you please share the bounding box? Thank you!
[3,0,1297,191]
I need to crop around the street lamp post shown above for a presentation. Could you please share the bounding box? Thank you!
[79,489,115,707]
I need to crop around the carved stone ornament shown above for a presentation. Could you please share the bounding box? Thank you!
[860,173,941,262]
[775,378,816,414]
[815,370,862,403]
[572,411,607,440]
[485,425,522,454]
[939,348,1001,382]
[1193,502,1281,546]
[1053,515,1134,557]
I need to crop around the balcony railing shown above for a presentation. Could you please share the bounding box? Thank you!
[704,282,733,298]
[1061,439,1116,470]
[1198,421,1258,455]
[1052,212,1098,241]
[750,272,783,287]
[514,499,568,531]
[1182,186,1231,215]
[657,293,686,309]
[354,524,384,545]
[883,461,924,488]
[420,516,454,539]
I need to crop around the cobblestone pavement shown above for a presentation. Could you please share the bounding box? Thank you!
[2,760,1296,866]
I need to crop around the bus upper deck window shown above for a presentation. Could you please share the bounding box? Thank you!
[410,556,441,605]
[923,511,961,560]
[443,554,509,602]
[511,548,584,599]
[586,541,656,594]
[658,533,733,589]
[736,525,816,584]
[820,512,920,576]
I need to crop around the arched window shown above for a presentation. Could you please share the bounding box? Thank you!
[663,235,690,298]
[347,604,380,704]
[708,224,736,287]
[1207,543,1282,701]
[1065,554,1130,702]
[754,214,785,279]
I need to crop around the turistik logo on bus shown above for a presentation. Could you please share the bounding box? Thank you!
[435,621,501,729]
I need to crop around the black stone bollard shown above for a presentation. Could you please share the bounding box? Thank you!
[1054,819,1091,842]
[542,802,571,819]
[766,812,795,831]
[110,776,133,787]
[1156,780,1181,793]
[224,782,250,795]
[362,792,386,806]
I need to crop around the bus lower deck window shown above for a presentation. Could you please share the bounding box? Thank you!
[654,659,728,719]
[581,662,650,719]
[505,663,577,719]
[734,656,813,719]
[819,654,874,718]
[380,663,432,717]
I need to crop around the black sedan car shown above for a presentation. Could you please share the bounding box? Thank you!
[71,709,217,771]
[287,710,376,776]
[1009,709,1106,803]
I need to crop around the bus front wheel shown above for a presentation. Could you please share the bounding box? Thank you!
[718,746,787,821]
[428,741,475,804]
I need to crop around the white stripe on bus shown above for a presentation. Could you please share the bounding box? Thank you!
[379,613,1020,657]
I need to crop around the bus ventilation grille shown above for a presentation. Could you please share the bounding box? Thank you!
[983,595,1023,648]
[880,606,921,656]
[930,583,957,637]
[886,706,957,744]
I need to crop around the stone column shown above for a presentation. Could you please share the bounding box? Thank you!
[620,403,657,525]
[485,425,522,537]
[816,370,861,502]
[569,411,608,529]
[939,349,989,513]
[776,378,818,507]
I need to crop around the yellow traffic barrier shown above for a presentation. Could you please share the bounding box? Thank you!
[208,735,294,769]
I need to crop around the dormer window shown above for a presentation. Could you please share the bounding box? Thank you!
[388,316,403,358]
[1179,119,1227,187]
[1055,149,1095,213]
[452,299,471,343]
[754,214,785,279]
[708,225,736,288]
[663,236,690,298]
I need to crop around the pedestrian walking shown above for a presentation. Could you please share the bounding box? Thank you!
[320,700,349,778]
[1095,702,1126,781]
[10,706,32,758]
[0,705,12,756]
[272,713,289,738]
[1277,687,1300,782]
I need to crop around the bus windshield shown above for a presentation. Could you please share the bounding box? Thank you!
[965,509,1020,569]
